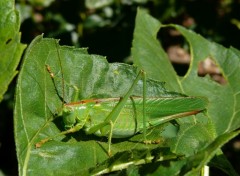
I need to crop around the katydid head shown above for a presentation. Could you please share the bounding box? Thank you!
[62,106,77,129]
[62,102,95,130]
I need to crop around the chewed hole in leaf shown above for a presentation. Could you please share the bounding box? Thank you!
[158,27,190,76]
[198,57,227,84]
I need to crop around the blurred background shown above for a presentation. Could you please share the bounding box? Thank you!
[0,0,240,175]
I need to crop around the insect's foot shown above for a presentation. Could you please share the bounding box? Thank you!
[108,151,112,157]
[143,139,161,144]
[143,140,152,144]
[35,138,51,148]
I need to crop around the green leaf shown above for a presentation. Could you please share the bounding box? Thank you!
[173,25,240,135]
[132,8,240,174]
[132,8,181,91]
[15,35,182,175]
[148,160,187,176]
[183,129,240,176]
[0,0,26,102]
[209,151,239,176]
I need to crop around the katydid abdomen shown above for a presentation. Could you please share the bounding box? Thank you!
[63,96,208,138]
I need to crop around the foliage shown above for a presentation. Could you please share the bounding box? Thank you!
[0,0,26,102]
[14,9,240,175]
[16,0,240,51]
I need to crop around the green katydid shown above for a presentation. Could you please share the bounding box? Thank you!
[35,45,208,156]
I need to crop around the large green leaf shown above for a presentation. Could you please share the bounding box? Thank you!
[0,0,26,102]
[132,8,240,174]
[14,8,240,175]
[14,35,184,175]
[132,9,180,91]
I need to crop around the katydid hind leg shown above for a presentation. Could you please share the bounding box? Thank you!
[103,70,144,123]
[148,110,203,127]
[87,70,145,155]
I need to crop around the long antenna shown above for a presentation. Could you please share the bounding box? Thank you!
[55,40,65,107]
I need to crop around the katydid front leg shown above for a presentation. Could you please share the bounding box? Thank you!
[35,123,84,148]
